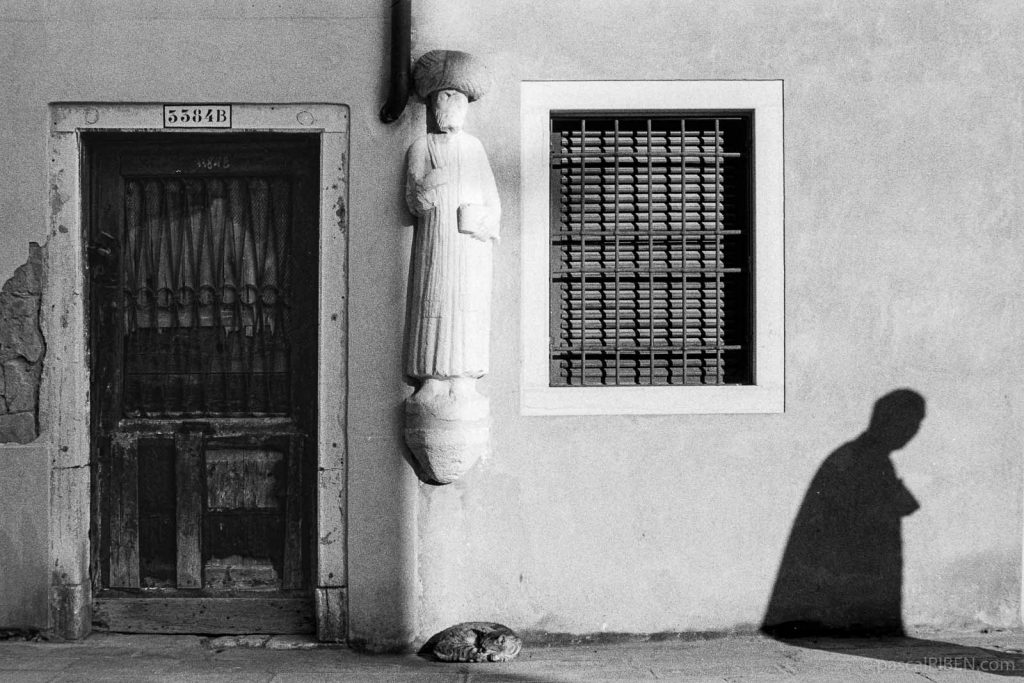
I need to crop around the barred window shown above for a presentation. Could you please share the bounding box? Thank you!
[521,81,783,415]
[549,114,752,387]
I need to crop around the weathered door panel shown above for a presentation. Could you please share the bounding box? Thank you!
[87,134,319,634]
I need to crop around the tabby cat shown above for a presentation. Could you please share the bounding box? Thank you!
[429,622,523,662]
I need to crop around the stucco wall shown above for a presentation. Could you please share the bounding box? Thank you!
[0,0,418,641]
[0,0,1021,647]
[0,445,49,628]
[410,0,1024,638]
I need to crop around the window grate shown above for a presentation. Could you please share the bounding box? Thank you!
[549,114,753,387]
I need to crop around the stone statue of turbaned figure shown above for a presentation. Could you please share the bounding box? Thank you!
[403,50,500,484]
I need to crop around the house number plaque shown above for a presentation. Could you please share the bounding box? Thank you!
[163,105,232,128]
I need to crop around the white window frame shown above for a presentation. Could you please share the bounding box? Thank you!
[520,80,784,416]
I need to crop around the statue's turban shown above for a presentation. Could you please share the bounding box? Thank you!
[413,50,491,102]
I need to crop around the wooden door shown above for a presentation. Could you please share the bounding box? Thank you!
[86,133,319,634]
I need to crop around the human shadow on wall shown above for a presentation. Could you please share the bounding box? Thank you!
[761,389,1023,676]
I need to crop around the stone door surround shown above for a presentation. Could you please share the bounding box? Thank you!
[45,103,349,640]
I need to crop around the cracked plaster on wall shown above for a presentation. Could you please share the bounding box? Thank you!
[0,242,46,444]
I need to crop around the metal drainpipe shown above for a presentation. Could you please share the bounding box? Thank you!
[379,0,411,123]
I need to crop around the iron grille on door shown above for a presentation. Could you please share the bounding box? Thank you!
[122,177,293,416]
[550,114,753,387]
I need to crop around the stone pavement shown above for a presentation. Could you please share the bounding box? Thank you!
[0,630,1022,682]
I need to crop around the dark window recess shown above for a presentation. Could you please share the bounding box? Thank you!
[549,114,754,387]
[122,177,293,416]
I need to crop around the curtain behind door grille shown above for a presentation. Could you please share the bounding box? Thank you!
[122,177,293,416]
[550,115,752,387]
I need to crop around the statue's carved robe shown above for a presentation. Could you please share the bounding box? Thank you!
[405,131,500,379]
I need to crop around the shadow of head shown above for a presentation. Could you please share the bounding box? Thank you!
[866,389,926,451]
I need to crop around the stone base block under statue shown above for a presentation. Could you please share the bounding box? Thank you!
[404,378,490,485]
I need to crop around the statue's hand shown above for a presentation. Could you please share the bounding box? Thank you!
[410,169,450,213]
[468,226,498,243]
[458,204,499,242]
[412,189,438,213]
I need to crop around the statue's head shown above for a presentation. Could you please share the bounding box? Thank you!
[413,50,490,133]
[431,89,469,133]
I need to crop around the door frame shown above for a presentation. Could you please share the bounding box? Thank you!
[44,103,349,640]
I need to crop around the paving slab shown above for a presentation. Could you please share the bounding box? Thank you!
[0,630,1021,682]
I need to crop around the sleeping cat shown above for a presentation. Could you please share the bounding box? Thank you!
[429,622,522,662]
